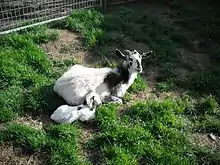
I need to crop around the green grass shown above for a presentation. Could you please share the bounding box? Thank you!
[128,75,148,93]
[1,2,220,165]
[66,8,104,48]
[65,4,220,98]
[45,124,89,165]
[156,81,176,92]
[0,26,86,164]
[91,101,194,164]
[0,123,47,151]
[65,8,185,66]
[91,97,220,164]
[0,26,58,121]
[0,86,24,121]
[0,122,88,165]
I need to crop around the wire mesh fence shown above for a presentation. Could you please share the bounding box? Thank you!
[0,0,138,34]
[108,0,137,5]
[0,0,100,34]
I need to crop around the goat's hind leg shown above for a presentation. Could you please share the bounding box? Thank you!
[104,96,123,104]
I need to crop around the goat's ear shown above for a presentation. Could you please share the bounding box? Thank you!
[116,49,126,60]
[91,96,95,101]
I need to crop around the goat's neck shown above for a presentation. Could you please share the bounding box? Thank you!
[124,68,138,90]
[113,63,138,97]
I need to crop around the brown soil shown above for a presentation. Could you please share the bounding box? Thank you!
[14,116,43,130]
[0,142,48,165]
[192,133,220,151]
[78,122,101,164]
[13,114,53,131]
[40,29,91,65]
[182,51,212,70]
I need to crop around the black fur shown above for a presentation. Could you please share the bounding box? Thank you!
[103,64,130,91]
[82,99,87,105]
[82,95,95,111]
[136,60,140,69]
[77,105,83,110]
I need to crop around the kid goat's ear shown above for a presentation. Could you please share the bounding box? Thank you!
[116,49,126,60]
[90,96,95,101]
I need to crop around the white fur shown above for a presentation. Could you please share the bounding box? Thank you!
[54,65,112,105]
[50,92,102,123]
[114,72,138,97]
[53,49,144,105]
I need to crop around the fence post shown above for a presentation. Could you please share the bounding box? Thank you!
[100,0,107,11]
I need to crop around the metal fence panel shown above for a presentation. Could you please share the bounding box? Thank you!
[0,0,100,34]
[108,0,137,5]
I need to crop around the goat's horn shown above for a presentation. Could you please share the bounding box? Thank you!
[124,50,131,54]
[142,50,153,56]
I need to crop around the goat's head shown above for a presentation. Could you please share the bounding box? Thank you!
[86,92,102,109]
[116,49,152,73]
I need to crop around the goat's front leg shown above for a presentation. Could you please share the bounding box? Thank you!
[104,95,123,104]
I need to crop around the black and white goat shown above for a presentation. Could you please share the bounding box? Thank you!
[53,49,152,105]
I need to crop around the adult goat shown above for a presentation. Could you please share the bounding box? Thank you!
[53,49,152,105]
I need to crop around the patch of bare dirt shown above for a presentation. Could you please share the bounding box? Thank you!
[130,41,150,53]
[80,122,100,144]
[181,49,212,70]
[14,116,43,130]
[41,29,91,65]
[141,2,213,72]
[0,143,48,165]
[143,66,160,87]
[192,133,220,150]
[13,114,53,131]
[144,3,178,25]
[78,122,101,164]
[193,133,220,151]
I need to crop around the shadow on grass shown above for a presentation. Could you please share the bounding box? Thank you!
[81,1,220,99]
[24,84,67,130]
[57,2,220,164]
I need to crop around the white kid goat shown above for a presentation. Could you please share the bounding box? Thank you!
[53,49,152,105]
[50,91,102,123]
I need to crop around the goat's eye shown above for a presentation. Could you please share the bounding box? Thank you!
[129,57,133,61]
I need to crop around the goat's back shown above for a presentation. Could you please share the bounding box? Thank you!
[53,64,112,105]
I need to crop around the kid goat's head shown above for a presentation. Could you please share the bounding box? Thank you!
[116,49,152,73]
[86,92,102,109]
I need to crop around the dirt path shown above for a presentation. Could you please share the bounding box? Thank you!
[41,29,90,64]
